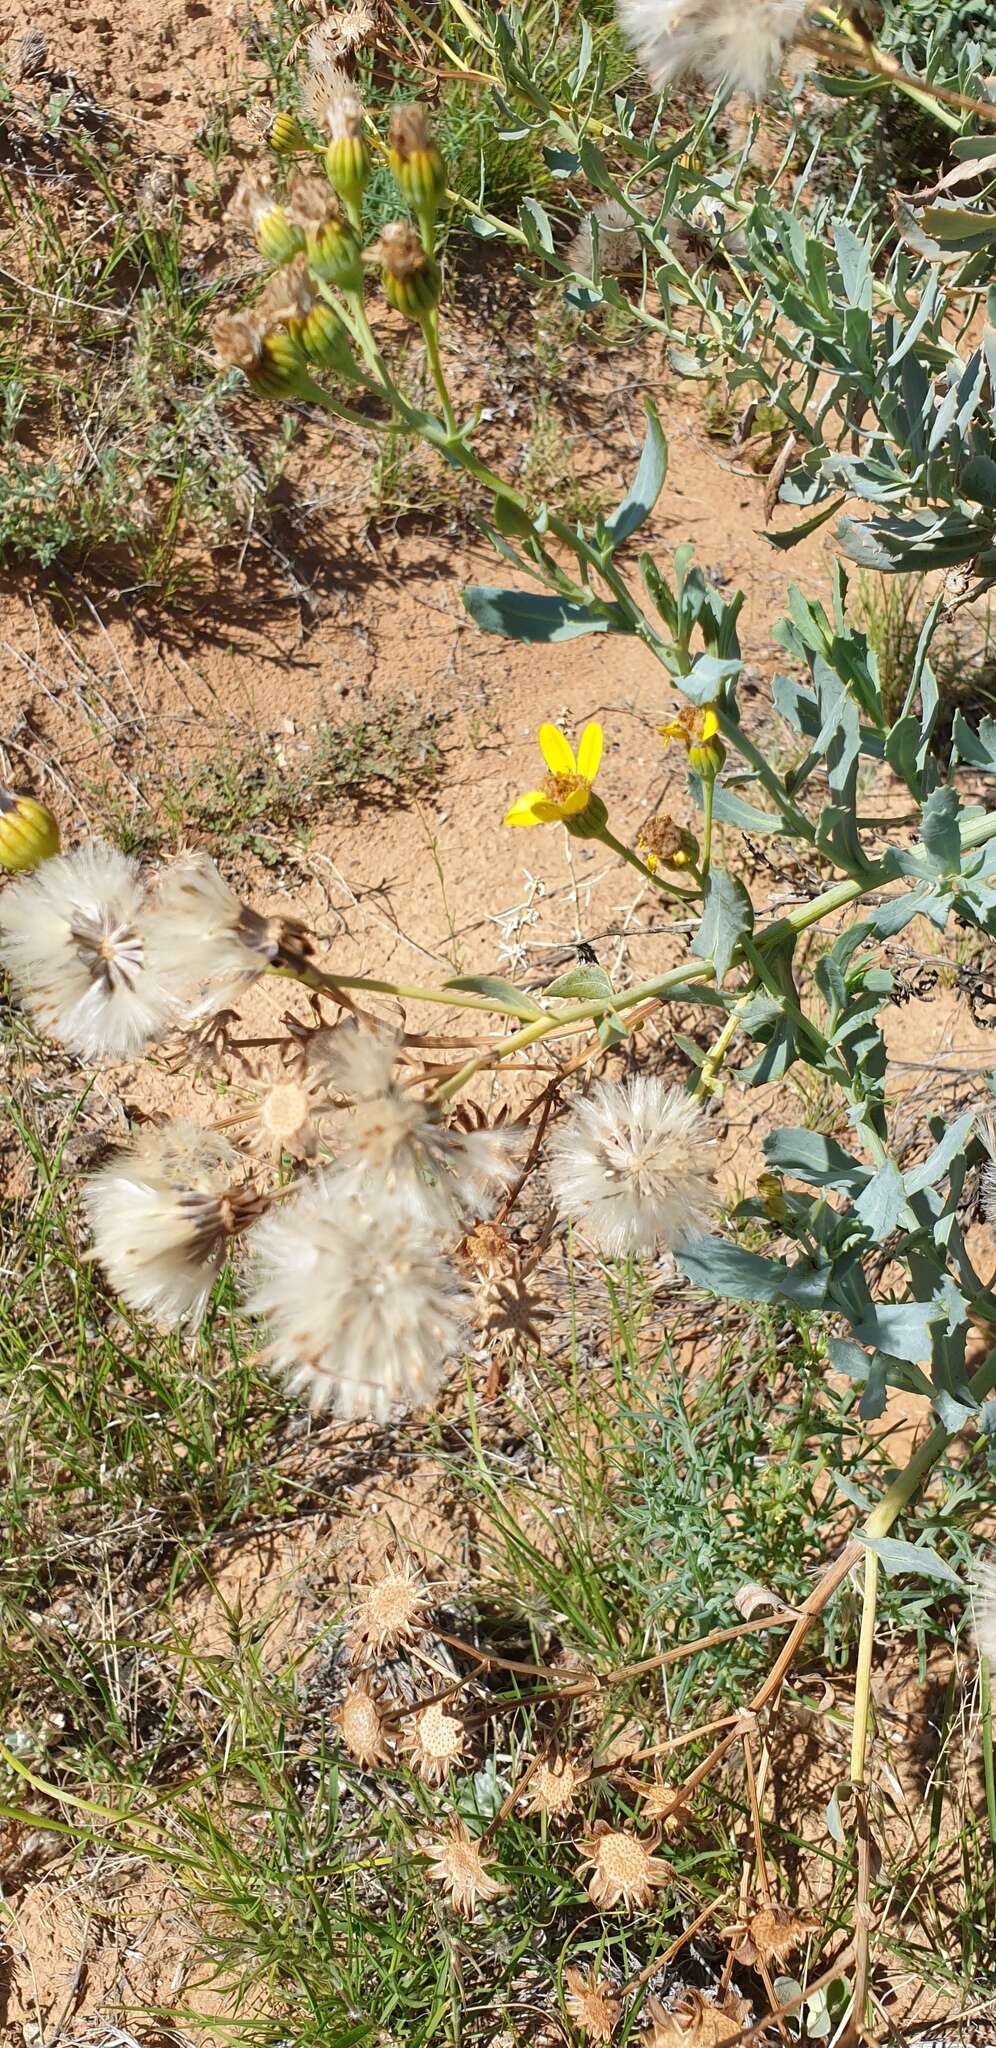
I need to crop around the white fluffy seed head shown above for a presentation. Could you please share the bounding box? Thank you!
[247,1170,469,1421]
[144,854,279,1021]
[85,1121,242,1327]
[0,840,173,1060]
[616,0,810,99]
[325,1024,520,1230]
[547,1074,715,1257]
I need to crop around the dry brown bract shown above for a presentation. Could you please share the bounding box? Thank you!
[637,1777,691,1835]
[642,1990,750,2048]
[405,1701,466,1784]
[576,1822,669,1914]
[347,1549,430,1660]
[336,1681,390,1766]
[523,1746,590,1818]
[422,1816,503,1918]
[734,1903,818,1966]
[564,1967,620,2042]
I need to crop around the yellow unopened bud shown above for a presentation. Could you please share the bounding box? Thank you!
[688,735,726,779]
[325,134,371,209]
[388,106,446,219]
[257,204,304,265]
[270,111,311,154]
[307,219,363,292]
[292,300,355,374]
[252,328,310,399]
[0,791,61,872]
[370,222,440,319]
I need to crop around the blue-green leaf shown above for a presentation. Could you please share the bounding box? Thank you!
[544,964,614,1001]
[696,868,753,981]
[462,588,627,642]
[605,400,667,548]
[444,974,546,1020]
[679,1234,829,1307]
[763,1128,868,1193]
[861,1535,963,1590]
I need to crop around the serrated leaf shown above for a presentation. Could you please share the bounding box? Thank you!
[544,964,614,1001]
[444,974,546,1020]
[696,868,753,981]
[854,1160,916,1240]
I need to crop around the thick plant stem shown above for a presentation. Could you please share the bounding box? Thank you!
[847,1346,996,2036]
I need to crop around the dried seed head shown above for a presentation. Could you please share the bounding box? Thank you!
[248,1079,317,1163]
[213,312,265,374]
[577,1822,670,1914]
[617,0,811,101]
[0,840,173,1060]
[84,1122,251,1328]
[286,166,342,231]
[336,1681,391,1766]
[736,1903,818,1966]
[564,1968,620,2043]
[369,220,430,281]
[405,1701,466,1783]
[421,1816,503,1918]
[548,1075,716,1257]
[347,1550,431,1659]
[643,1990,750,2048]
[636,814,698,874]
[459,1219,518,1280]
[636,1778,690,1836]
[523,1747,589,1818]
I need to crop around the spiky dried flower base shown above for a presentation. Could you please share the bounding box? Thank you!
[523,1746,589,1818]
[347,1550,431,1660]
[405,1701,467,1783]
[642,1990,750,2048]
[565,1967,620,2043]
[421,1816,503,1918]
[336,1680,391,1766]
[577,1822,670,1913]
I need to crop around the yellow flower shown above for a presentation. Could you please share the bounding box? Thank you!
[659,702,724,779]
[505,722,603,828]
[658,703,720,749]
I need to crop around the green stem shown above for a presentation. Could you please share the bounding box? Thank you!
[595,823,699,901]
[431,959,716,1104]
[700,772,715,883]
[850,1345,996,1786]
[419,311,458,437]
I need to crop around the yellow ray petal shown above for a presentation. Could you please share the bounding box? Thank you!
[537,723,575,775]
[701,704,720,740]
[575,721,603,781]
[505,791,551,827]
[560,785,590,816]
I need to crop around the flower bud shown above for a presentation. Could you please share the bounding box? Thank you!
[388,106,446,219]
[369,222,440,319]
[254,328,310,398]
[230,178,305,265]
[270,110,311,154]
[688,735,726,779]
[307,218,363,292]
[0,791,61,872]
[293,299,355,374]
[325,134,371,210]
